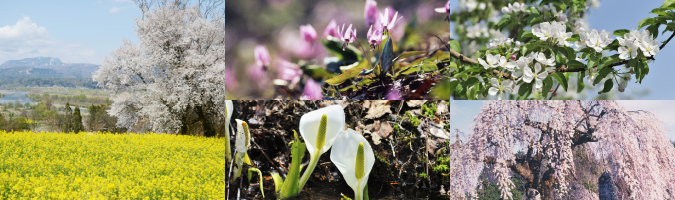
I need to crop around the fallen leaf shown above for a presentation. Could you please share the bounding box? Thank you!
[364,100,392,119]
[406,100,427,107]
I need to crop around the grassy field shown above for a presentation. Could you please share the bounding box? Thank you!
[0,131,225,199]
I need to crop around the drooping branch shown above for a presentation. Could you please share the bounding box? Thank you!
[484,156,535,185]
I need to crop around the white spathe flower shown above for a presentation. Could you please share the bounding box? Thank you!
[225,100,233,163]
[586,29,613,53]
[532,22,559,40]
[618,39,640,59]
[235,119,251,152]
[640,38,660,57]
[478,54,506,69]
[330,129,375,200]
[534,52,555,66]
[299,105,346,159]
[523,63,549,89]
[585,67,598,84]
[488,78,513,100]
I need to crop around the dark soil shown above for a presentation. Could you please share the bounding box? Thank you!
[226,100,452,199]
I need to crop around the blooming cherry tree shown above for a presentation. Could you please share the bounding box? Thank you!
[94,3,225,134]
[450,101,675,199]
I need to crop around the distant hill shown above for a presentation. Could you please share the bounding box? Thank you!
[0,57,100,79]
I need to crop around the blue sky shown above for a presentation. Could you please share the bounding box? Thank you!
[0,0,142,65]
[450,100,675,141]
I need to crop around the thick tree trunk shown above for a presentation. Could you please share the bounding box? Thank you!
[196,105,217,137]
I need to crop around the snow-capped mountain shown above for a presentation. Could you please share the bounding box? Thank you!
[0,57,99,78]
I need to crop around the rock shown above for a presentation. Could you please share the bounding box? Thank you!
[364,100,392,119]
[523,188,541,200]
[598,172,618,200]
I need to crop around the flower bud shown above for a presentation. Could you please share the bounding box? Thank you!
[300,24,317,42]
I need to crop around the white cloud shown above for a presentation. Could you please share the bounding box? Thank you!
[109,6,121,13]
[0,16,49,40]
[0,16,100,64]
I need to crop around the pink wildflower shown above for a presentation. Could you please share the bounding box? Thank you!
[300,24,317,42]
[254,45,271,67]
[337,24,356,50]
[434,0,451,21]
[302,78,323,100]
[367,25,384,51]
[276,59,302,87]
[324,19,339,39]
[379,8,403,35]
[364,0,379,28]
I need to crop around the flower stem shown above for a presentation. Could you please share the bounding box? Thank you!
[297,150,321,191]
[355,38,372,68]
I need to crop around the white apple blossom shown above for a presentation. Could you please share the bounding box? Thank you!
[641,38,660,57]
[488,78,513,100]
[523,63,549,89]
[585,29,613,53]
[478,54,506,69]
[93,4,226,134]
[534,52,555,66]
[466,24,488,38]
[532,22,559,40]
[618,74,631,92]
[486,35,513,49]
[586,67,598,84]
[618,39,640,59]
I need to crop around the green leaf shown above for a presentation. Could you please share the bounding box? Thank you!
[449,40,461,53]
[551,72,569,92]
[566,60,585,69]
[661,0,675,9]
[638,17,656,30]
[520,30,535,39]
[467,83,479,100]
[279,131,306,198]
[322,39,359,61]
[395,51,426,62]
[577,71,585,93]
[518,82,532,97]
[566,34,580,42]
[613,29,630,37]
[541,76,554,99]
[301,65,336,81]
[379,37,395,77]
[272,172,284,193]
[593,67,613,85]
[324,67,366,85]
[431,79,460,99]
[599,79,614,94]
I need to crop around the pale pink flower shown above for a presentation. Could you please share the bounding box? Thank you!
[247,63,268,88]
[276,59,302,87]
[337,24,357,50]
[434,0,451,21]
[302,78,323,100]
[324,19,339,39]
[254,45,271,67]
[367,25,384,51]
[379,8,403,35]
[364,0,379,28]
[300,24,317,42]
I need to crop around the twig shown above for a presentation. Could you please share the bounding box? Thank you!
[548,83,560,100]
[434,35,478,65]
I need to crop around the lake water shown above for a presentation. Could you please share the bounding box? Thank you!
[0,91,34,104]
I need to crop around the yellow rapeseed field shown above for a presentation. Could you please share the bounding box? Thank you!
[0,131,225,199]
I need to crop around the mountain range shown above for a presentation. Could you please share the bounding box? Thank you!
[0,57,100,79]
